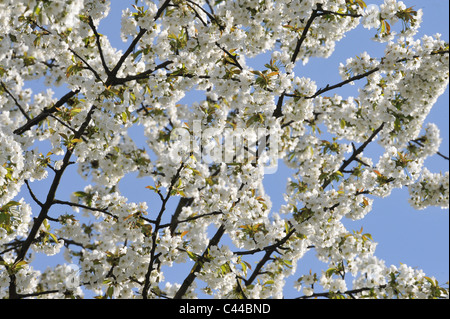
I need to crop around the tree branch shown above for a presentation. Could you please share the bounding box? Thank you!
[154,0,172,21]
[307,67,380,99]
[243,229,296,287]
[291,7,320,64]
[24,180,43,207]
[168,197,194,235]
[114,60,173,84]
[273,5,321,118]
[107,27,148,82]
[322,122,385,189]
[52,199,116,219]
[163,210,223,232]
[305,50,449,99]
[411,139,449,160]
[68,47,103,82]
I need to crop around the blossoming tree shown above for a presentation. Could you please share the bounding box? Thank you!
[0,0,448,299]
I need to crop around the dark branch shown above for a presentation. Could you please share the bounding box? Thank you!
[291,7,320,64]
[1,82,31,121]
[88,16,111,76]
[13,89,80,135]
[322,122,385,189]
[154,0,172,21]
[273,5,321,118]
[296,285,387,299]
[168,197,194,235]
[68,47,103,82]
[308,67,380,99]
[9,106,96,299]
[173,224,226,299]
[52,199,116,219]
[411,139,449,161]
[107,27,148,82]
[142,162,185,299]
[306,50,449,99]
[114,60,173,84]
[24,180,43,207]
[244,229,296,286]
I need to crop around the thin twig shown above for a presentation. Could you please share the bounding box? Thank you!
[412,140,449,160]
[142,162,185,299]
[88,16,111,76]
[291,7,320,64]
[48,114,88,142]
[68,48,103,82]
[1,82,31,121]
[107,27,148,83]
[13,89,80,135]
[114,60,173,84]
[273,5,320,118]
[24,180,43,207]
[296,285,387,299]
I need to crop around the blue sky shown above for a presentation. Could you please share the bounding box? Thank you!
[16,0,449,298]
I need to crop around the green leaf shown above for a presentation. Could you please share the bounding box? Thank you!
[380,19,391,34]
[69,107,82,116]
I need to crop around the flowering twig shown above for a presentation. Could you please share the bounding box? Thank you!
[13,89,80,135]
[296,285,388,299]
[142,162,186,299]
[87,16,111,76]
[411,139,449,161]
[174,224,227,299]
[1,82,31,121]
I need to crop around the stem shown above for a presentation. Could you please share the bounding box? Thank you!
[296,285,387,299]
[88,16,111,76]
[1,82,31,121]
[142,163,185,299]
[173,224,226,299]
[9,106,95,299]
[322,122,385,189]
[13,89,79,135]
